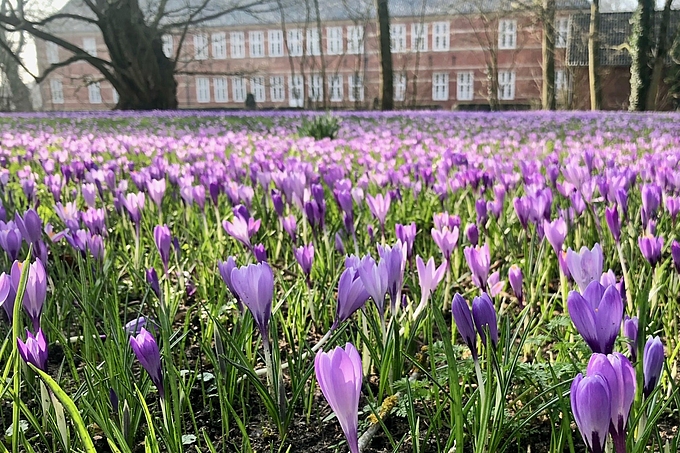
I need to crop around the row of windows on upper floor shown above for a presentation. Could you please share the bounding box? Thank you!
[44,18,570,65]
[47,69,570,106]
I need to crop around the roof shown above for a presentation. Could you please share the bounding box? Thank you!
[47,0,590,33]
[567,10,680,66]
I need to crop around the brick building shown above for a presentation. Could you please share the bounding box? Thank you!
[37,0,589,111]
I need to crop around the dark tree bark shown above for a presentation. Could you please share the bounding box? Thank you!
[541,0,556,110]
[628,0,654,111]
[645,0,675,109]
[376,0,394,110]
[588,0,601,110]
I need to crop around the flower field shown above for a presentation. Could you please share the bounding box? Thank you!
[0,110,679,453]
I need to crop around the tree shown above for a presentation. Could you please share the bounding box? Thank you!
[541,0,556,110]
[0,0,273,110]
[645,0,678,109]
[0,0,33,111]
[376,0,393,110]
[588,0,601,109]
[628,0,654,110]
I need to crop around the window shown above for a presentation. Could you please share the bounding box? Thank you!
[498,19,517,49]
[348,74,364,102]
[287,29,303,56]
[457,71,474,101]
[432,21,450,51]
[498,70,516,100]
[555,69,569,93]
[289,74,303,107]
[46,42,59,64]
[329,75,343,102]
[309,74,323,102]
[50,79,64,104]
[211,33,226,59]
[88,82,102,104]
[411,23,428,52]
[194,33,208,60]
[327,27,343,55]
[230,32,245,58]
[556,17,569,48]
[83,38,97,57]
[196,77,210,103]
[251,76,265,102]
[390,24,406,52]
[232,77,246,102]
[112,87,119,104]
[214,77,228,102]
[270,76,285,102]
[249,31,264,57]
[347,26,364,54]
[306,28,321,56]
[432,72,449,101]
[394,73,406,101]
[269,30,284,56]
[162,35,174,58]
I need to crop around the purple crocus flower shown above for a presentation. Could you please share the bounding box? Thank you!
[570,373,611,453]
[543,218,567,254]
[513,197,531,229]
[222,208,261,249]
[17,328,48,371]
[451,293,477,360]
[622,315,638,361]
[22,259,47,331]
[464,244,491,291]
[432,226,459,263]
[282,215,297,243]
[395,222,416,260]
[294,244,314,281]
[640,183,661,227]
[0,272,13,321]
[230,262,274,337]
[605,206,621,243]
[357,255,389,319]
[124,317,151,336]
[665,196,680,221]
[366,193,391,231]
[567,281,623,354]
[271,190,284,217]
[253,244,267,263]
[0,222,22,261]
[638,234,663,266]
[335,232,346,255]
[508,265,523,302]
[465,223,479,246]
[146,268,161,298]
[377,241,406,311]
[123,192,146,226]
[333,267,370,329]
[643,336,664,398]
[566,244,603,293]
[433,212,460,231]
[14,209,42,244]
[147,178,166,208]
[671,240,680,273]
[413,255,446,319]
[82,183,97,207]
[471,293,498,347]
[153,225,172,274]
[129,328,164,398]
[475,199,488,225]
[314,343,362,453]
[217,257,242,311]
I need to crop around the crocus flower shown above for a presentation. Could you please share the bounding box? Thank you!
[567,282,623,354]
[566,244,603,293]
[366,193,391,231]
[123,192,146,226]
[465,223,479,246]
[147,178,166,208]
[14,209,42,245]
[153,225,172,274]
[217,257,242,311]
[253,244,267,263]
[605,206,621,243]
[377,241,406,311]
[335,232,346,254]
[124,317,151,336]
[570,373,611,453]
[412,256,446,319]
[0,272,13,321]
[395,222,416,259]
[638,234,663,266]
[543,218,567,254]
[314,343,362,453]
[21,259,47,331]
[333,267,370,328]
[282,215,297,243]
[129,328,164,398]
[0,223,22,261]
[640,183,661,227]
[433,212,460,231]
[471,293,498,348]
[230,262,274,337]
[587,353,636,439]
[475,199,488,225]
[513,197,531,229]
[357,255,389,319]
[464,243,491,291]
[146,268,160,298]
[671,240,680,273]
[622,315,638,361]
[508,265,523,303]
[643,336,664,398]
[17,328,48,371]
[452,293,477,360]
[432,226,459,262]
[294,244,314,281]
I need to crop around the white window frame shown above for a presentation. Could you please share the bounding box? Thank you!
[50,78,64,104]
[498,19,517,49]
[432,21,450,51]
[309,74,323,102]
[232,77,246,102]
[555,68,570,94]
[306,28,321,56]
[411,23,428,52]
[348,74,364,102]
[196,77,210,103]
[327,27,343,55]
[289,74,304,107]
[556,17,569,48]
[390,24,407,53]
[251,76,266,102]
[498,70,516,100]
[287,29,303,56]
[46,42,59,64]
[432,72,449,101]
[394,72,406,101]
[329,74,343,102]
[230,32,245,58]
[83,38,97,57]
[211,32,226,59]
[194,33,208,60]
[88,81,102,104]
[112,87,119,104]
[347,25,364,55]
[249,31,265,58]
[457,71,474,101]
[268,30,284,56]
[214,77,228,102]
[270,76,285,102]
[162,35,174,58]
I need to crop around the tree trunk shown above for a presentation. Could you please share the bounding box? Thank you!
[98,0,177,110]
[312,0,327,109]
[542,0,556,110]
[645,0,673,110]
[376,0,394,110]
[588,0,601,110]
[628,0,654,111]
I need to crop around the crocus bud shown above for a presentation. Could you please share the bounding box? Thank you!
[587,353,636,438]
[570,373,611,453]
[395,222,416,259]
[471,293,498,348]
[294,244,314,280]
[282,215,297,243]
[464,243,491,291]
[357,255,389,319]
[23,259,47,332]
[334,232,346,255]
[129,328,164,398]
[508,265,523,302]
[638,234,663,267]
[643,336,664,398]
[544,218,567,254]
[253,243,267,263]
[567,282,623,354]
[333,268,369,329]
[153,225,172,274]
[230,262,274,338]
[146,268,160,298]
[605,206,621,243]
[622,315,638,361]
[17,328,48,371]
[451,293,477,360]
[566,243,603,293]
[15,209,42,244]
[465,223,479,246]
[217,257,242,311]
